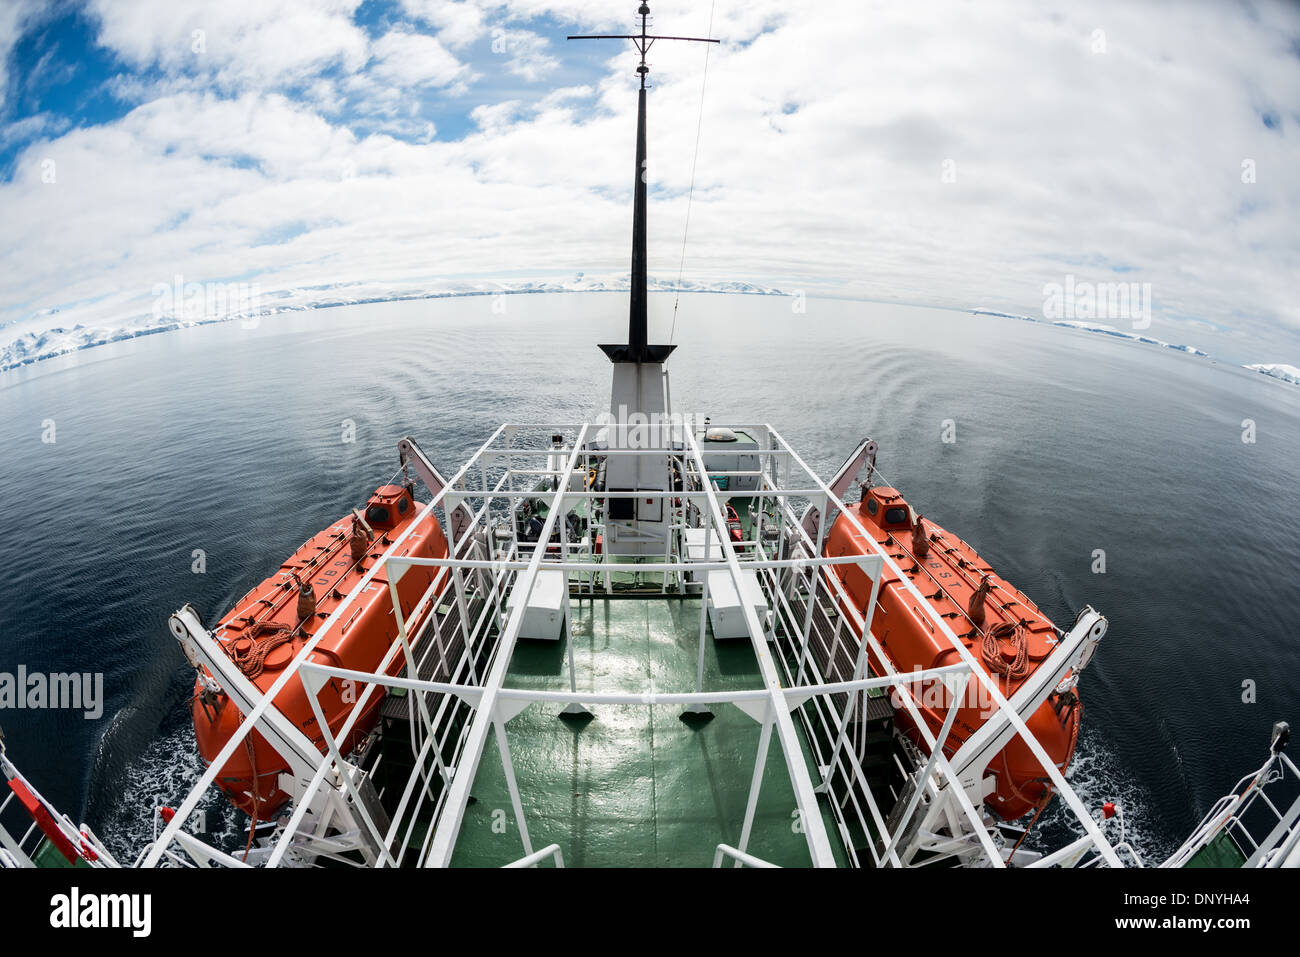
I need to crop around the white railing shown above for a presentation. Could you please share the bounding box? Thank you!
[0,744,117,868]
[1162,741,1300,869]
[292,553,960,868]
[713,844,779,868]
[139,422,1124,870]
[504,843,565,868]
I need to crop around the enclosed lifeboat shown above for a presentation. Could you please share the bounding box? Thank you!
[823,484,1082,821]
[190,483,447,819]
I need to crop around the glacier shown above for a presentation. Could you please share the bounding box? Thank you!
[0,275,786,374]
[1244,363,1300,387]
[970,310,1209,357]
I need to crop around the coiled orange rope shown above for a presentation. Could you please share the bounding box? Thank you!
[228,621,295,680]
[981,621,1029,679]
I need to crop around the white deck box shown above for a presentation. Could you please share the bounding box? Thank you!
[685,528,768,639]
[507,569,566,640]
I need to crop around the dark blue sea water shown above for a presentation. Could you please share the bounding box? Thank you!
[1,292,1298,863]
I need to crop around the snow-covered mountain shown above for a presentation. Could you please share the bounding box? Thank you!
[1050,320,1209,357]
[0,319,231,372]
[970,310,1210,357]
[7,284,1289,381]
[1244,363,1300,387]
[973,310,1300,385]
[0,275,786,374]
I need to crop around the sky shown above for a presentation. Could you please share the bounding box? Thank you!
[1,0,1298,365]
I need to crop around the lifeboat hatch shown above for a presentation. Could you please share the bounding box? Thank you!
[363,484,414,531]
[860,486,911,531]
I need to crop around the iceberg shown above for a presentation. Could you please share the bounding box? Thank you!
[1244,363,1300,387]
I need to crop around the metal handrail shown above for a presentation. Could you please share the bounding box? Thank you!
[1163,749,1300,868]
[713,844,778,868]
[140,421,1123,871]
[504,844,565,868]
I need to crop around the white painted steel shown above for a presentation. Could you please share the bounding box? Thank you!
[131,420,1144,870]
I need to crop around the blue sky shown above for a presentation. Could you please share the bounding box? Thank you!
[1,0,1299,366]
[0,0,620,168]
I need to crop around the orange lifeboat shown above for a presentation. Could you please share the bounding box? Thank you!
[190,483,448,818]
[824,485,1081,821]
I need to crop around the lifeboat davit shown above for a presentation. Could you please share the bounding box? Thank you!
[824,485,1081,821]
[190,483,447,818]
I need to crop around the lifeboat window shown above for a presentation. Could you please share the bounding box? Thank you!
[365,505,391,525]
[885,506,908,525]
[397,497,409,515]
[866,498,879,515]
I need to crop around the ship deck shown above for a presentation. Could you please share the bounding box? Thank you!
[448,596,847,867]
[137,422,1131,870]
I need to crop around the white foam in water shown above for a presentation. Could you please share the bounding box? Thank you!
[1026,726,1179,866]
[96,723,245,863]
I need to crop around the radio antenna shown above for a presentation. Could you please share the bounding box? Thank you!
[570,3,719,364]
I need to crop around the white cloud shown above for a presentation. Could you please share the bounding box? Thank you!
[367,30,471,89]
[402,0,488,50]
[491,29,558,82]
[471,100,526,133]
[2,0,1299,367]
[538,84,594,110]
[0,111,67,149]
[0,0,45,113]
[87,0,370,93]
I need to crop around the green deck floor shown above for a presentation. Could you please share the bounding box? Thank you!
[449,596,838,867]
